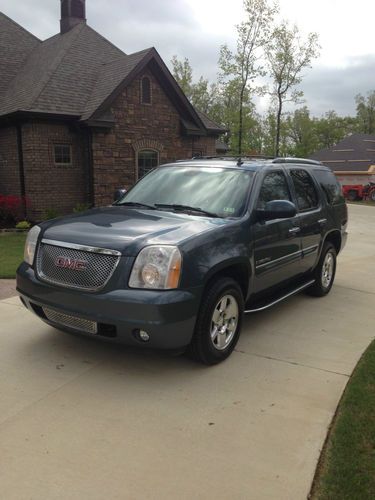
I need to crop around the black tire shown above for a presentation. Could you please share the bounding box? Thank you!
[370,190,375,202]
[306,242,337,297]
[347,190,358,201]
[188,277,244,365]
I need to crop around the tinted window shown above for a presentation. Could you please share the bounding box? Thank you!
[313,169,345,205]
[120,166,254,218]
[290,169,319,211]
[257,171,291,209]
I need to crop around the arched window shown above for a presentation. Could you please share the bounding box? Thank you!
[71,0,85,18]
[137,149,158,179]
[141,77,151,104]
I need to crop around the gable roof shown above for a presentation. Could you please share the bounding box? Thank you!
[310,133,375,172]
[0,14,225,136]
[0,13,40,97]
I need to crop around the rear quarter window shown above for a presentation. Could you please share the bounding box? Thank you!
[313,169,345,205]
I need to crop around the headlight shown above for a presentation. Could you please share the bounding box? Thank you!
[24,226,41,265]
[129,246,182,289]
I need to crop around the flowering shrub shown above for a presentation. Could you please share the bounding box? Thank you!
[0,195,30,225]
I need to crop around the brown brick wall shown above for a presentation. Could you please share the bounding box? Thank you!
[21,122,87,220]
[92,70,218,206]
[0,126,21,196]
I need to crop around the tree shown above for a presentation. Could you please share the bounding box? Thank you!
[219,0,278,154]
[265,22,320,156]
[355,91,375,134]
[171,55,218,115]
[314,111,356,149]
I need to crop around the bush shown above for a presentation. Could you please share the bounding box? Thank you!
[43,208,60,220]
[0,195,29,226]
[15,220,31,230]
[73,203,91,214]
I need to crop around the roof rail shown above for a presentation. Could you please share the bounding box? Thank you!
[272,157,323,166]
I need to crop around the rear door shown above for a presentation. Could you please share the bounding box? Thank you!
[253,170,302,293]
[288,168,325,273]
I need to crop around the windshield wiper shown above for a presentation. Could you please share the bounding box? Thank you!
[115,201,156,210]
[154,204,219,218]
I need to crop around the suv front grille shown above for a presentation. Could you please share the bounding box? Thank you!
[43,307,98,334]
[36,240,121,292]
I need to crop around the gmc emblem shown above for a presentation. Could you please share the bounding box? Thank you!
[55,256,88,271]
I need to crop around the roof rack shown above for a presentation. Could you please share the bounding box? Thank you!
[272,157,323,166]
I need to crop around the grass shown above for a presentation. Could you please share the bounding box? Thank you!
[0,232,27,278]
[311,340,375,499]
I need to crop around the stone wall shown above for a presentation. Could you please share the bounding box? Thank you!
[21,121,86,220]
[0,126,21,196]
[92,69,218,206]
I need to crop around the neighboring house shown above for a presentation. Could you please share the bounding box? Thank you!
[0,0,225,219]
[310,133,375,186]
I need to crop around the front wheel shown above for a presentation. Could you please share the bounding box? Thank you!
[188,277,244,365]
[306,242,337,297]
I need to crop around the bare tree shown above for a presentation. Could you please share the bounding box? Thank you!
[265,22,320,156]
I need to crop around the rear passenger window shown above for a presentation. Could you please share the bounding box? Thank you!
[290,169,319,211]
[313,169,345,205]
[257,171,291,209]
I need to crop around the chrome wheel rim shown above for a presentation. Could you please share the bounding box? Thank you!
[321,252,334,288]
[210,294,239,351]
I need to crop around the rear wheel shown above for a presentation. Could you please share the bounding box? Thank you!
[347,190,358,201]
[370,189,375,202]
[188,277,244,365]
[306,242,337,297]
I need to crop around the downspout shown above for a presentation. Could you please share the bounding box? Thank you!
[85,127,94,206]
[15,123,27,218]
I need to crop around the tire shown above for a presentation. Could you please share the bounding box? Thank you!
[370,190,375,202]
[347,190,358,201]
[188,277,244,365]
[306,242,337,297]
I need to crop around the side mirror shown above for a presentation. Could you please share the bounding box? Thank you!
[257,200,297,221]
[114,188,127,202]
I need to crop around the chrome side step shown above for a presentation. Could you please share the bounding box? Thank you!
[244,280,316,314]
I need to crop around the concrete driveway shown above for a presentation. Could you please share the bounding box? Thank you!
[1,204,374,500]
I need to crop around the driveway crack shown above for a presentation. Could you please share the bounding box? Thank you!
[234,349,350,377]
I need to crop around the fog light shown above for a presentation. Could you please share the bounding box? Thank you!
[133,329,150,342]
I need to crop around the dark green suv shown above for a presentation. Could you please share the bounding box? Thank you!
[17,157,348,364]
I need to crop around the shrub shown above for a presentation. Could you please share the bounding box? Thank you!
[43,208,60,220]
[0,195,29,225]
[15,220,31,230]
[73,203,91,214]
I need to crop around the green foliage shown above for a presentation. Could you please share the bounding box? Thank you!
[43,208,60,221]
[355,91,375,134]
[15,220,31,230]
[73,203,91,214]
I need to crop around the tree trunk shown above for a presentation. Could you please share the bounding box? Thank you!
[238,86,245,155]
[275,94,283,157]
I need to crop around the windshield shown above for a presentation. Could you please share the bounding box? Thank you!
[117,165,254,218]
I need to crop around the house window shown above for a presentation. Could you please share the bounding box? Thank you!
[141,77,151,104]
[138,149,158,179]
[54,144,72,165]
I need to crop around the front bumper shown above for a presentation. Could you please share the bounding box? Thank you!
[17,263,202,350]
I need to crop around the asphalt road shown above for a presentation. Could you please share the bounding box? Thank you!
[0,204,374,500]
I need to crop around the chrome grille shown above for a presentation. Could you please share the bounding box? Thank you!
[43,307,97,334]
[36,240,121,291]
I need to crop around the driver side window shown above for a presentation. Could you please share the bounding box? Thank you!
[257,171,291,209]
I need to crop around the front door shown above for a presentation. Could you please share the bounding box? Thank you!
[253,170,302,294]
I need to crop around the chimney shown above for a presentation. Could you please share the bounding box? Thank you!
[60,0,86,34]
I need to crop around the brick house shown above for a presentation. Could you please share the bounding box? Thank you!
[0,0,225,220]
[310,133,375,186]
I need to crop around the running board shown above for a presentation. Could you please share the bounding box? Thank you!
[244,280,316,314]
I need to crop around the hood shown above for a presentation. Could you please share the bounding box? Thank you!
[41,206,229,255]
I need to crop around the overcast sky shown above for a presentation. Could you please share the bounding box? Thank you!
[1,0,374,116]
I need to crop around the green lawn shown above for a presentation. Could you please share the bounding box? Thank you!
[0,232,27,278]
[311,340,375,499]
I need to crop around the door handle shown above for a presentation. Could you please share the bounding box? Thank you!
[318,218,327,225]
[289,227,301,234]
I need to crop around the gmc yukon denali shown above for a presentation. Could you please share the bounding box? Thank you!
[17,157,348,365]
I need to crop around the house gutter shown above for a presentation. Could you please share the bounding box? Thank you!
[16,123,27,218]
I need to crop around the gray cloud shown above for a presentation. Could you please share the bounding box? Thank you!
[1,0,374,117]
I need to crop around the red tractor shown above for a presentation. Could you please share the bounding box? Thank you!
[342,182,375,202]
